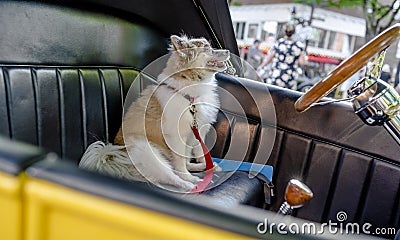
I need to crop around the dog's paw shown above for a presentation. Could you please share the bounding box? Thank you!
[178,172,202,184]
[187,162,206,172]
[213,162,222,172]
[177,180,196,192]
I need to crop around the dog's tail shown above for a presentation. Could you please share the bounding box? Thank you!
[79,141,146,181]
[79,139,195,191]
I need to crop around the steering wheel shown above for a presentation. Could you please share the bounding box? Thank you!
[295,23,400,112]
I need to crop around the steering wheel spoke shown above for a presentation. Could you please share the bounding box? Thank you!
[366,49,387,80]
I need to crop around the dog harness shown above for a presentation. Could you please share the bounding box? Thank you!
[160,83,214,193]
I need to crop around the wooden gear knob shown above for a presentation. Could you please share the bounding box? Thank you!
[285,179,313,208]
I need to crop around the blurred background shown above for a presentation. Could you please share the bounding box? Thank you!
[229,0,400,97]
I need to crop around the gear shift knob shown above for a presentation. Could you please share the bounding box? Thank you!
[279,179,313,215]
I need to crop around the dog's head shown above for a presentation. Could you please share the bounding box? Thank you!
[167,35,230,76]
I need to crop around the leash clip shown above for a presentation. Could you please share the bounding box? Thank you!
[189,103,198,128]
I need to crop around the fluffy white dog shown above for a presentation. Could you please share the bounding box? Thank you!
[80,35,230,191]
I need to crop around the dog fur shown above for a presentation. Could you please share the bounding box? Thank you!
[111,35,230,191]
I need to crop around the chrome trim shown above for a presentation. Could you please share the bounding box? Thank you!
[278,201,293,215]
[384,115,400,145]
[351,78,400,145]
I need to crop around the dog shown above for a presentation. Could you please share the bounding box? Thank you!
[80,35,230,191]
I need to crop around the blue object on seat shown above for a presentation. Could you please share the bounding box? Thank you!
[212,158,273,182]
[212,158,274,204]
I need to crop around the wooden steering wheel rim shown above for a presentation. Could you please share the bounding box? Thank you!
[295,23,400,112]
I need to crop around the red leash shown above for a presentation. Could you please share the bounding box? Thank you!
[187,99,214,193]
[190,125,214,193]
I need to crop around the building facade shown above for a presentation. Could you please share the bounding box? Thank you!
[230,3,366,61]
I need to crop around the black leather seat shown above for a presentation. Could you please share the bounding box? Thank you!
[0,1,399,239]
[0,0,265,212]
[0,0,266,208]
[0,64,265,207]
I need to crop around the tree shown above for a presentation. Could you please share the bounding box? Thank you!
[295,0,400,42]
[362,0,400,41]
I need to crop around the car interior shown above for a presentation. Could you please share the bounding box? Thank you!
[0,0,399,239]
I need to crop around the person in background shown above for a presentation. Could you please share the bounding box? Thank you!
[247,39,263,69]
[258,22,306,90]
[394,68,400,93]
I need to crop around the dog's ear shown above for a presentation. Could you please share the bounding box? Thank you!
[170,35,188,51]
[170,35,190,58]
